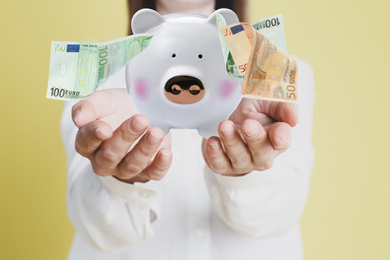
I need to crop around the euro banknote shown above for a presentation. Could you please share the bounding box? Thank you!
[46,34,152,101]
[218,14,297,103]
[218,23,253,75]
[216,12,229,65]
[251,14,287,53]
[216,13,287,80]
[242,26,298,103]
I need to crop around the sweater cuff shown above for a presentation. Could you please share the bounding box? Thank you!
[98,175,162,220]
[98,175,161,200]
[204,165,274,190]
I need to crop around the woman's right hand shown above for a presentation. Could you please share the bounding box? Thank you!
[71,89,172,183]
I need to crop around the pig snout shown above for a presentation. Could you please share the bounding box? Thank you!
[164,76,205,104]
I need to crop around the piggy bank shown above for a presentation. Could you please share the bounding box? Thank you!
[126,8,242,138]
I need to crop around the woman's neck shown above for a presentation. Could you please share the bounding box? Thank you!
[155,0,215,16]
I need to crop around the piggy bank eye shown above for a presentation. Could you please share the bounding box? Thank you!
[198,54,203,59]
[189,85,201,95]
[172,53,176,58]
[171,85,181,95]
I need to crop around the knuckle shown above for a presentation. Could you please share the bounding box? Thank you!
[252,149,267,159]
[124,163,144,175]
[252,146,273,160]
[98,148,119,164]
[225,137,241,147]
[229,158,240,167]
[119,126,135,143]
[208,150,221,160]
[248,131,266,142]
[230,154,248,169]
[139,145,154,158]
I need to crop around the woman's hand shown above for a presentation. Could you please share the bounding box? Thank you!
[72,89,172,183]
[202,98,298,176]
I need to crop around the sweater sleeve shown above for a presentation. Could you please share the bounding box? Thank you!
[204,57,315,238]
[60,99,163,254]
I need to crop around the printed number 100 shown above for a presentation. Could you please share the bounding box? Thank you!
[265,18,280,28]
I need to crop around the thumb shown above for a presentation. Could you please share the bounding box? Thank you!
[267,101,299,127]
[71,90,118,128]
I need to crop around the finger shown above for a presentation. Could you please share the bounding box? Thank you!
[140,148,173,181]
[268,102,299,127]
[75,120,112,158]
[116,127,164,179]
[268,122,292,152]
[93,115,149,172]
[72,90,116,128]
[205,137,232,174]
[219,120,252,172]
[241,119,274,171]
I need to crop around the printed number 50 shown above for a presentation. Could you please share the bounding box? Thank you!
[238,64,247,73]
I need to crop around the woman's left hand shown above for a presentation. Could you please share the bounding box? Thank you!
[202,98,299,176]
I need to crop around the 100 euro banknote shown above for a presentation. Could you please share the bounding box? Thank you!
[47,34,152,101]
[251,14,287,53]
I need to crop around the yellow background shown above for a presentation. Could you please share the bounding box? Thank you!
[1,0,389,259]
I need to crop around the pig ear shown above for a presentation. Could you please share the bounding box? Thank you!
[206,8,239,26]
[131,9,166,34]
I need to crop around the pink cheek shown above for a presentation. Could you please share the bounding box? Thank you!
[134,78,149,100]
[218,80,235,99]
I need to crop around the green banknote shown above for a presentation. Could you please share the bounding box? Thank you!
[215,12,244,80]
[217,13,287,79]
[251,14,287,52]
[216,12,228,64]
[47,34,152,101]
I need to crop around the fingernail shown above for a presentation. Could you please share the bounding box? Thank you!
[209,139,219,151]
[147,130,163,146]
[160,150,171,164]
[94,128,108,140]
[220,122,234,139]
[244,123,259,137]
[274,132,292,149]
[129,117,147,134]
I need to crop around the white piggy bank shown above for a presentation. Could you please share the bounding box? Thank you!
[126,8,242,138]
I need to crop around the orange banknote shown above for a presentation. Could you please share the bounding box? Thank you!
[219,22,298,103]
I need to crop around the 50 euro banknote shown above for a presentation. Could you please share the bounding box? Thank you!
[216,13,287,80]
[46,34,152,101]
[242,26,297,103]
[218,17,298,103]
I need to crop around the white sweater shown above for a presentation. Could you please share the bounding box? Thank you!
[61,57,315,260]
